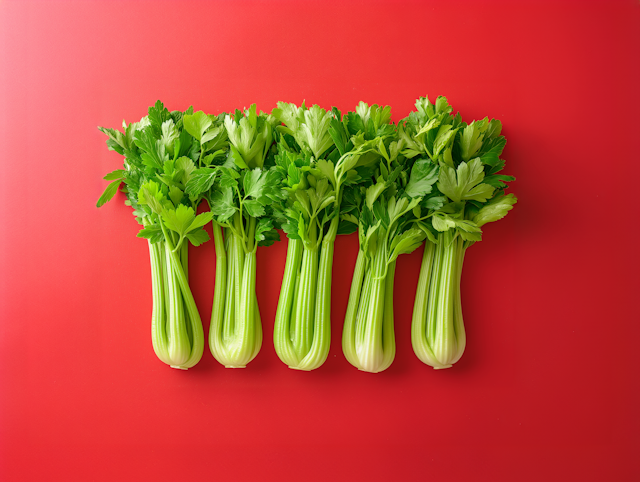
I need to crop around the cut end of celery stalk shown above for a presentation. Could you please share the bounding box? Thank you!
[357,368,386,374]
[170,365,189,370]
[433,365,453,370]
[225,365,247,369]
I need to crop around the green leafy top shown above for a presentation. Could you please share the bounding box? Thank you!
[97,100,224,250]
[272,101,335,160]
[399,95,462,167]
[204,105,282,251]
[224,104,276,170]
[271,102,338,249]
[333,104,448,270]
[402,96,517,244]
[97,97,518,253]
[272,102,398,249]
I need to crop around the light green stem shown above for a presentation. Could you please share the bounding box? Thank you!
[209,222,227,360]
[342,250,366,368]
[274,238,304,366]
[209,225,262,368]
[274,214,339,371]
[380,259,397,371]
[356,241,388,372]
[411,231,466,369]
[292,246,319,360]
[147,235,204,370]
[299,236,334,370]
[343,229,397,373]
[163,241,204,369]
[149,240,170,365]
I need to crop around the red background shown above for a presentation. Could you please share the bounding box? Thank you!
[1,1,639,480]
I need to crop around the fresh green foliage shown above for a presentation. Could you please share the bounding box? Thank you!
[224,104,275,170]
[97,101,227,369]
[408,95,517,370]
[398,95,461,166]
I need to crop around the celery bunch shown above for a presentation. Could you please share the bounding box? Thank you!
[97,96,517,373]
[196,105,281,368]
[340,104,440,373]
[404,96,517,369]
[271,102,382,370]
[98,101,218,369]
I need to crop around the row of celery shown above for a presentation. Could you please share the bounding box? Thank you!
[97,96,516,372]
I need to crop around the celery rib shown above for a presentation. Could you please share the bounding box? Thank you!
[412,232,466,369]
[209,224,262,368]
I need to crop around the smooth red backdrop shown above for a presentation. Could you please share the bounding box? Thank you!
[1,1,639,481]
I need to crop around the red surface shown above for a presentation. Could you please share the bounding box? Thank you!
[1,1,639,480]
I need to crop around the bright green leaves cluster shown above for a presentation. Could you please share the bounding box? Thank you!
[207,165,281,248]
[300,105,335,159]
[273,102,335,159]
[272,102,403,247]
[353,158,429,270]
[430,204,482,243]
[224,104,275,170]
[399,96,461,166]
[161,205,213,247]
[183,110,229,167]
[338,102,395,147]
[343,102,441,269]
[180,110,229,206]
[181,106,286,249]
[458,117,503,162]
[286,173,336,248]
[98,101,216,249]
[438,158,495,203]
[272,102,340,248]
[398,95,517,244]
[359,184,427,266]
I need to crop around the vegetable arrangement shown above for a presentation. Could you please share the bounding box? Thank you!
[98,96,516,372]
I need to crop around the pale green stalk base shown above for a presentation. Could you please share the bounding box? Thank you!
[149,240,204,370]
[273,237,334,371]
[342,244,397,374]
[411,231,466,369]
[209,223,262,368]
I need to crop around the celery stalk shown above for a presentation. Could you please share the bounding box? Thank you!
[411,231,466,369]
[209,221,262,368]
[148,238,205,370]
[274,220,336,371]
[343,231,397,373]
